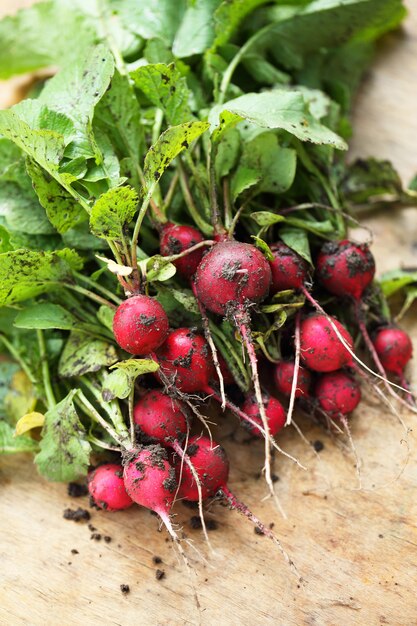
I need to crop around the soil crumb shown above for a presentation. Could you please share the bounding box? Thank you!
[63,507,90,522]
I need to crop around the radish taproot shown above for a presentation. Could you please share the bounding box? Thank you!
[194,241,277,498]
[113,295,169,355]
[88,463,133,511]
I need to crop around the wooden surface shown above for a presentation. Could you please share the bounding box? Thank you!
[1,2,417,625]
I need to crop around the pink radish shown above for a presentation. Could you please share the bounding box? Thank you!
[160,222,205,279]
[175,435,294,566]
[314,370,361,418]
[373,327,413,376]
[88,463,133,511]
[241,394,286,437]
[269,241,309,294]
[274,360,311,398]
[300,313,353,372]
[113,295,169,354]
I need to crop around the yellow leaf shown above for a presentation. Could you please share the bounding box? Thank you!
[5,370,36,420]
[15,412,45,436]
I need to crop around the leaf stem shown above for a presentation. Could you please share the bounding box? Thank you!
[76,390,125,446]
[0,334,37,385]
[63,283,117,310]
[131,186,155,272]
[37,329,56,411]
[177,162,213,236]
[74,271,122,305]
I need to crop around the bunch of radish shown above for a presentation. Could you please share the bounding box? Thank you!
[84,232,414,569]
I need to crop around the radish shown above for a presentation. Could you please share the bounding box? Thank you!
[299,313,353,372]
[269,241,309,294]
[175,436,293,565]
[113,295,169,355]
[134,389,188,444]
[88,463,133,511]
[218,353,235,386]
[194,241,277,498]
[316,240,375,301]
[373,326,413,376]
[160,222,205,279]
[314,370,361,418]
[274,360,311,398]
[241,393,286,437]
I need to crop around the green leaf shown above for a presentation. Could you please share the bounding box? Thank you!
[142,256,177,283]
[342,158,404,204]
[119,0,186,45]
[173,0,220,58]
[58,332,118,378]
[215,128,240,180]
[279,227,312,265]
[97,305,115,332]
[0,421,38,454]
[230,166,260,201]
[212,0,271,50]
[35,389,91,481]
[0,362,20,421]
[103,358,159,401]
[380,269,417,298]
[94,69,144,166]
[38,44,114,159]
[156,286,200,326]
[4,370,36,424]
[251,211,286,227]
[242,53,290,86]
[209,90,347,149]
[251,236,274,261]
[131,63,192,125]
[14,304,77,331]
[239,132,297,194]
[0,109,65,171]
[0,226,13,253]
[90,186,139,240]
[26,159,85,234]
[144,121,209,186]
[0,249,83,306]
[211,110,243,144]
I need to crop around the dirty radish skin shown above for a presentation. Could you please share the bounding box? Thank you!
[274,360,312,398]
[269,242,309,294]
[300,313,354,372]
[113,295,169,355]
[241,394,286,437]
[175,436,292,563]
[160,222,205,279]
[88,463,133,511]
[316,240,375,300]
[134,389,189,444]
[314,370,361,418]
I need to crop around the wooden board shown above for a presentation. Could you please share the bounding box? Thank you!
[1,3,417,625]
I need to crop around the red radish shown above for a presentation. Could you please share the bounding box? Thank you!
[134,389,188,444]
[113,295,169,355]
[300,313,353,372]
[160,222,204,279]
[274,360,311,398]
[194,241,276,497]
[373,327,413,376]
[175,436,293,565]
[316,240,375,301]
[241,394,286,437]
[218,353,235,386]
[154,328,215,393]
[269,242,309,294]
[88,463,133,511]
[315,371,361,418]
[194,240,271,315]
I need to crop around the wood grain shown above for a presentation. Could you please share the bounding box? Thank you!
[1,2,417,625]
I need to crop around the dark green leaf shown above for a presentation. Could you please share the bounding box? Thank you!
[58,332,118,378]
[239,132,297,194]
[14,303,77,331]
[279,227,312,265]
[90,186,139,240]
[35,389,91,481]
[0,249,83,306]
